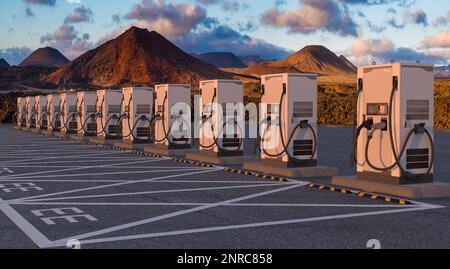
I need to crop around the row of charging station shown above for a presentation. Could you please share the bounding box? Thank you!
[16,85,192,152]
[15,63,447,198]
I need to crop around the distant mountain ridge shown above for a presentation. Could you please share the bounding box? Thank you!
[194,52,247,68]
[0,58,10,68]
[238,55,275,66]
[44,27,230,86]
[19,47,69,67]
[227,45,357,83]
[435,65,450,78]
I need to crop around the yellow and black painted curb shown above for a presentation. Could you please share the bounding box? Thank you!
[170,158,214,168]
[223,168,287,182]
[307,183,412,205]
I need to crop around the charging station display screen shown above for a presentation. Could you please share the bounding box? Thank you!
[367,103,388,116]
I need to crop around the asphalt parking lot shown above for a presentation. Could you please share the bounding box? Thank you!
[0,124,449,249]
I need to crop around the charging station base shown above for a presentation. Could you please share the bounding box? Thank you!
[332,176,450,199]
[53,132,67,138]
[243,162,339,178]
[186,152,259,165]
[41,130,58,136]
[112,141,153,151]
[71,134,94,142]
[40,130,51,136]
[88,137,118,145]
[144,145,195,157]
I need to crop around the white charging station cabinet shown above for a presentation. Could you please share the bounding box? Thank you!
[260,73,318,168]
[199,79,244,157]
[96,89,123,138]
[154,84,191,149]
[121,87,154,143]
[356,63,434,184]
[76,91,98,136]
[47,94,61,132]
[17,97,26,127]
[35,95,48,129]
[25,96,36,128]
[60,92,78,134]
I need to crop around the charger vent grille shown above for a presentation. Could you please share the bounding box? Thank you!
[108,125,121,135]
[136,104,152,114]
[87,105,97,113]
[69,105,77,113]
[293,139,313,156]
[293,102,313,118]
[108,105,121,114]
[68,121,78,130]
[406,148,429,170]
[406,100,429,120]
[86,123,96,132]
[136,127,150,137]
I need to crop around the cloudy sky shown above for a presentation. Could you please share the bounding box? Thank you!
[0,0,449,66]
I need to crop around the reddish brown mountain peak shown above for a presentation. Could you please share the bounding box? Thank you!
[44,27,230,87]
[276,45,356,76]
[19,47,69,67]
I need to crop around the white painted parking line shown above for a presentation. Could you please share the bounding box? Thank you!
[11,201,419,208]
[0,168,14,174]
[25,182,288,202]
[0,151,132,165]
[9,168,221,203]
[9,157,152,165]
[0,197,53,248]
[0,152,112,157]
[0,179,282,184]
[5,167,212,180]
[60,204,444,247]
[0,165,209,169]
[51,183,307,245]
[0,158,165,179]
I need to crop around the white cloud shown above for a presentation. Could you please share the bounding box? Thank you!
[421,31,450,49]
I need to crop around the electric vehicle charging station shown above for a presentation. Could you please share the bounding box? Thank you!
[46,94,62,134]
[332,63,450,198]
[25,96,36,129]
[34,95,48,131]
[144,84,194,156]
[89,89,124,145]
[16,97,26,129]
[113,87,154,150]
[59,92,78,136]
[243,73,338,178]
[75,91,98,140]
[187,79,257,165]
[114,87,154,149]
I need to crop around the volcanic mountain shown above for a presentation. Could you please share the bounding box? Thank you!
[0,58,10,68]
[230,45,357,83]
[339,55,357,72]
[273,45,356,75]
[19,47,69,67]
[45,27,231,86]
[195,52,246,68]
